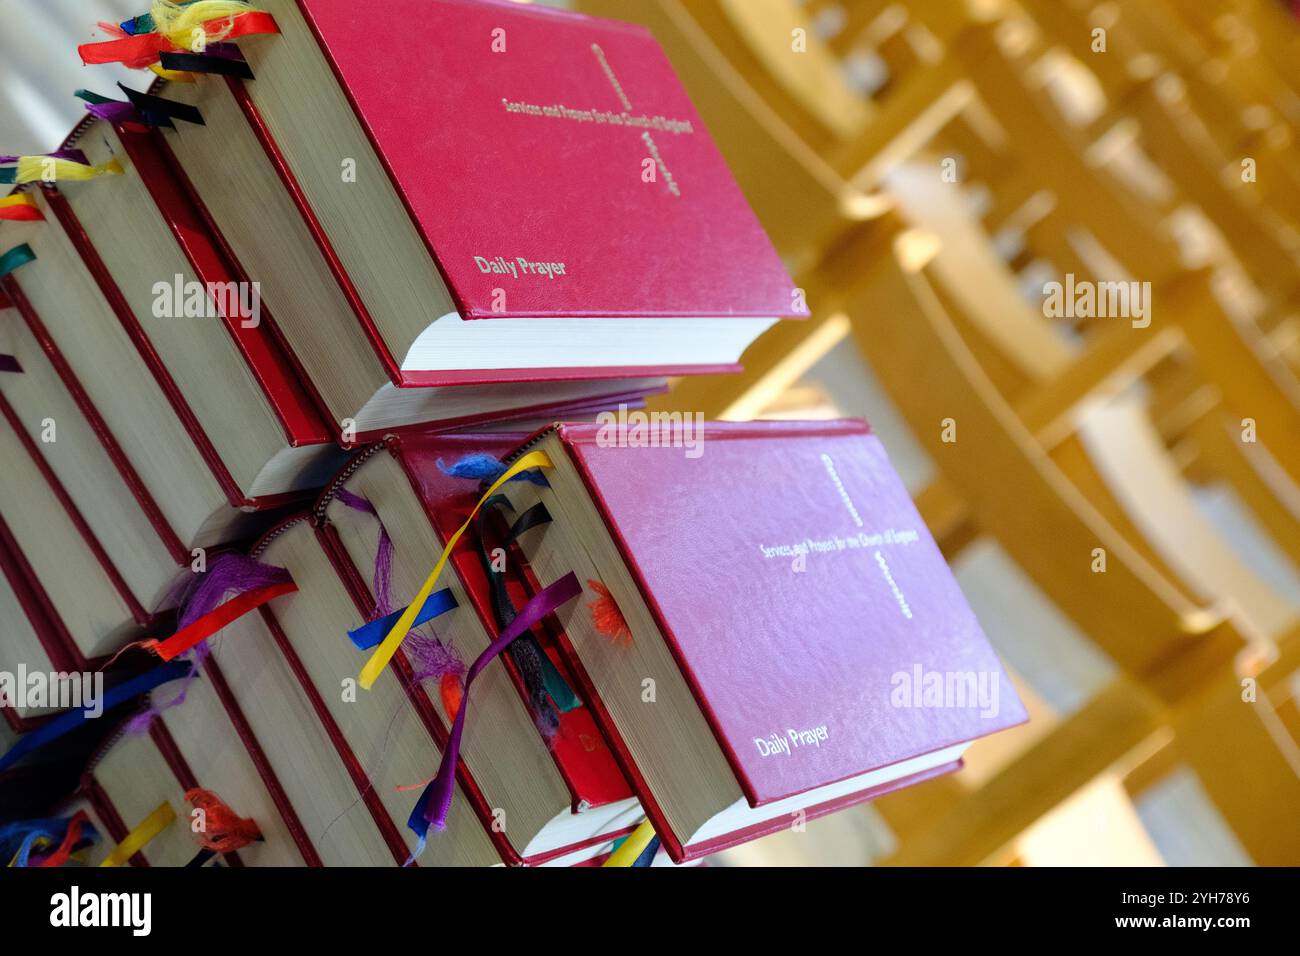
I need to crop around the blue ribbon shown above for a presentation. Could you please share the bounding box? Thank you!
[0,244,35,279]
[632,835,661,867]
[0,660,194,771]
[0,817,99,866]
[348,588,459,650]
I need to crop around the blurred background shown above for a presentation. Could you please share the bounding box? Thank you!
[4,0,1299,866]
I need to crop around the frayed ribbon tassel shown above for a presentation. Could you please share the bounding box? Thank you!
[437,452,550,487]
[114,554,296,735]
[0,157,122,186]
[79,2,279,69]
[2,813,98,868]
[588,580,633,646]
[185,788,262,853]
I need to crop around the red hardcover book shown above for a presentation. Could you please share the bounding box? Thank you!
[220,0,802,388]
[25,109,342,519]
[0,273,189,565]
[151,78,668,441]
[499,419,1029,861]
[151,661,317,866]
[1,186,288,550]
[317,434,640,864]
[1,107,345,541]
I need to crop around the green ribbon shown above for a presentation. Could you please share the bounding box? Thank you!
[0,244,35,280]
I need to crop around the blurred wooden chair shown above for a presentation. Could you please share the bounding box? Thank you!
[1159,0,1300,121]
[866,24,1300,560]
[846,220,1299,865]
[1117,628,1300,866]
[1002,8,1300,316]
[881,159,1300,579]
[695,0,979,189]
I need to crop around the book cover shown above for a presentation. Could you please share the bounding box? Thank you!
[551,419,1029,808]
[293,0,797,322]
[552,420,1026,809]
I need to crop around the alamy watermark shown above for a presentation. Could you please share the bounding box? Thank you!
[1043,273,1151,328]
[595,404,705,459]
[151,274,261,328]
[890,665,1001,718]
[0,666,104,717]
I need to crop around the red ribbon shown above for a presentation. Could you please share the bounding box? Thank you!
[0,205,42,222]
[79,12,279,68]
[34,812,92,868]
[148,581,297,661]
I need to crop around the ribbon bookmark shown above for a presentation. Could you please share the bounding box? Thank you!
[160,50,255,79]
[79,7,280,69]
[348,588,458,651]
[147,581,297,661]
[0,194,43,222]
[0,244,35,280]
[603,820,658,867]
[0,158,123,186]
[0,660,194,772]
[100,802,176,867]
[119,83,205,126]
[406,572,582,855]
[359,450,553,689]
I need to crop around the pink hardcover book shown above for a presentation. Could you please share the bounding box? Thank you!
[499,419,1028,861]
[221,0,805,387]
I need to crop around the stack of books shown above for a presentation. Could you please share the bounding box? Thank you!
[0,0,1023,867]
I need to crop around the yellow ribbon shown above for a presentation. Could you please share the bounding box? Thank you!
[358,450,553,689]
[151,0,264,48]
[99,801,175,867]
[149,63,198,82]
[602,820,657,867]
[13,157,123,185]
[0,194,37,210]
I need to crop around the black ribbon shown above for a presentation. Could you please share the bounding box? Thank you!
[159,51,256,80]
[119,83,205,126]
[185,848,217,868]
[474,499,565,735]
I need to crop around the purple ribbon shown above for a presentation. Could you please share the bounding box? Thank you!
[0,149,88,165]
[84,101,141,125]
[406,572,583,861]
[335,488,395,617]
